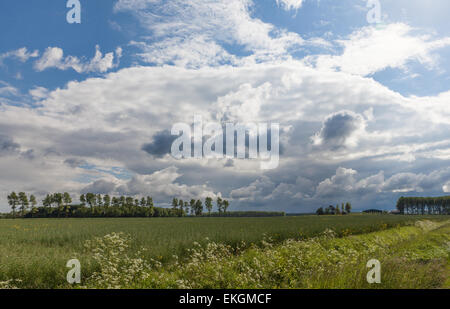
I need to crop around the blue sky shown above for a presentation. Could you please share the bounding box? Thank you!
[0,1,125,92]
[1,0,450,212]
[2,0,450,96]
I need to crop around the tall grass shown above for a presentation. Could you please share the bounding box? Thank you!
[0,215,447,288]
[105,220,449,289]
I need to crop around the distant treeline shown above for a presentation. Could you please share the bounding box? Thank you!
[396,196,450,215]
[4,192,279,218]
[198,211,285,217]
[362,209,385,214]
[316,203,352,216]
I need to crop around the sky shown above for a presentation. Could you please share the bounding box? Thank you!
[1,0,450,212]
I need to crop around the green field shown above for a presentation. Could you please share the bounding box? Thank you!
[0,214,448,289]
[132,219,450,289]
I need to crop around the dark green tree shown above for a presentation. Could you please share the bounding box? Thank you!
[205,197,213,215]
[29,194,37,209]
[178,199,184,214]
[222,200,230,213]
[111,197,119,207]
[217,197,223,214]
[345,202,352,214]
[18,192,29,216]
[146,196,154,208]
[190,199,196,215]
[85,193,96,210]
[194,200,203,216]
[97,194,103,207]
[80,194,86,206]
[103,195,111,207]
[43,194,52,208]
[63,192,72,206]
[7,192,19,218]
[172,198,179,209]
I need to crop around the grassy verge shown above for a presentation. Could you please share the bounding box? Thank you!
[81,220,450,289]
[0,216,448,288]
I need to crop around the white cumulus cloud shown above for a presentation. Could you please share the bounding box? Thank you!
[115,0,304,67]
[312,23,450,76]
[0,47,39,65]
[276,0,304,11]
[34,45,122,74]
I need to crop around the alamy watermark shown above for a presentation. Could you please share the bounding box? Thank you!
[366,0,381,24]
[366,259,381,284]
[170,115,280,170]
[66,0,81,24]
[66,259,81,284]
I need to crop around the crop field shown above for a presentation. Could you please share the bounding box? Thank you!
[0,214,448,289]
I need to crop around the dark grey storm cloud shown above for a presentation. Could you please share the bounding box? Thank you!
[21,149,35,160]
[315,111,364,148]
[142,130,177,158]
[81,179,117,194]
[0,134,20,155]
[64,158,88,168]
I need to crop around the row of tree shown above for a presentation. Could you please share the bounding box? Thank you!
[6,192,232,218]
[78,193,154,209]
[316,202,352,215]
[396,196,450,215]
[171,197,230,216]
[7,192,38,217]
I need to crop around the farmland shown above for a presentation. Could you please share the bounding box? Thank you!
[0,214,448,289]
